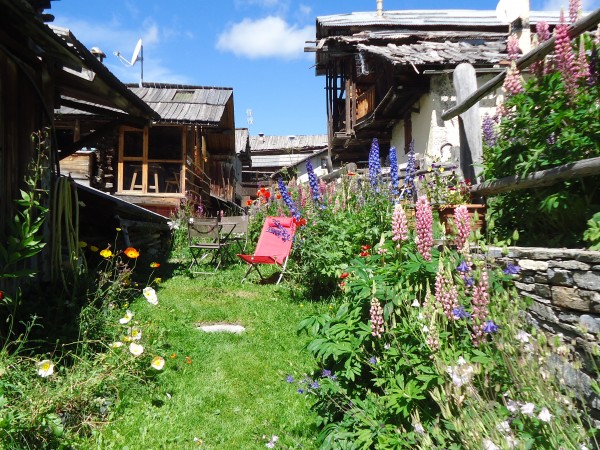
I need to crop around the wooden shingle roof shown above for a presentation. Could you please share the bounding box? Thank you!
[127,83,233,126]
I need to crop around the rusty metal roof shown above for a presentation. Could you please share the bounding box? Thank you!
[249,134,328,153]
[127,83,233,125]
[317,10,562,32]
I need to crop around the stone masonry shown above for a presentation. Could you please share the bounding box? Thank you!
[493,247,600,418]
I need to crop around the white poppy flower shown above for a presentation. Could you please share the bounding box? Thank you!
[37,360,54,377]
[143,287,158,305]
[129,342,144,356]
[151,356,165,370]
[537,407,552,422]
[119,310,134,324]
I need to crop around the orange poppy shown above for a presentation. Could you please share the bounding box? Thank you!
[246,199,253,206]
[276,194,282,199]
[185,356,192,364]
[150,262,160,268]
[124,247,140,259]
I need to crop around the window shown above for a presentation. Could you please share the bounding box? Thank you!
[118,126,184,194]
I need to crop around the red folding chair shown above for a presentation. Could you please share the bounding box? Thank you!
[237,216,296,285]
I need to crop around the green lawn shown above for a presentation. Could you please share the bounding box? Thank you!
[87,265,321,450]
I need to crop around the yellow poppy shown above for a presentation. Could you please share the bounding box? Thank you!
[100,248,113,258]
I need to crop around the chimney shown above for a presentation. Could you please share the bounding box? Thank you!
[90,47,106,63]
[376,0,383,17]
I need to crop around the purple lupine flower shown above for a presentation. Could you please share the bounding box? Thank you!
[267,219,292,242]
[286,375,294,383]
[483,320,500,333]
[310,380,320,390]
[482,114,497,147]
[322,369,332,378]
[465,277,475,287]
[368,138,381,189]
[277,178,300,220]
[368,357,378,365]
[457,261,470,273]
[503,264,521,275]
[401,140,416,201]
[297,388,305,394]
[389,146,399,196]
[306,160,323,205]
[453,306,471,320]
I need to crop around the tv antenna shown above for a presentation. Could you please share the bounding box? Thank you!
[495,0,526,24]
[114,38,143,86]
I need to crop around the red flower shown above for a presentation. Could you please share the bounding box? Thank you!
[340,272,349,279]
[293,217,307,227]
[360,251,369,257]
[263,191,271,199]
[0,291,3,301]
[276,194,282,199]
[246,200,253,206]
[339,281,346,289]
[361,244,371,251]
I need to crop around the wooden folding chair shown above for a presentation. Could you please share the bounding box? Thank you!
[219,215,249,253]
[188,217,230,274]
[237,216,296,285]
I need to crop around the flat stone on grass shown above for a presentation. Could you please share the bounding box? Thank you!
[197,323,246,334]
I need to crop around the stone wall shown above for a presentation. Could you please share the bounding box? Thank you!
[495,247,600,417]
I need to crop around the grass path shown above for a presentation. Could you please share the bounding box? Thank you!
[90,266,321,450]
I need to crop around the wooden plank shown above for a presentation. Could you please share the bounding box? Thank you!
[471,156,600,196]
[441,7,600,121]
[453,63,483,183]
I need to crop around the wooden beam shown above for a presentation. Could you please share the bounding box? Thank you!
[471,156,600,196]
[441,7,600,121]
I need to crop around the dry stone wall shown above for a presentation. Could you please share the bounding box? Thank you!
[492,246,600,417]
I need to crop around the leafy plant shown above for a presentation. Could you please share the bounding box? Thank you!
[583,211,600,250]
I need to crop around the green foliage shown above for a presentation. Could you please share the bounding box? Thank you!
[483,64,600,247]
[583,212,600,250]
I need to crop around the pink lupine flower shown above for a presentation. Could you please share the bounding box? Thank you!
[415,196,434,261]
[435,270,459,321]
[453,205,471,251]
[569,0,581,24]
[555,10,578,96]
[298,185,307,208]
[471,269,490,346]
[507,35,520,60]
[391,203,409,245]
[503,62,524,95]
[532,21,551,76]
[575,44,591,81]
[370,298,385,338]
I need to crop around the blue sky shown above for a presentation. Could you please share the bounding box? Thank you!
[51,0,599,137]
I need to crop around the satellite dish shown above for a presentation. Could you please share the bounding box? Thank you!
[496,0,524,24]
[131,38,143,65]
[114,38,144,86]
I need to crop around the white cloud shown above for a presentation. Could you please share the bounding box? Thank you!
[216,16,314,59]
[299,4,312,16]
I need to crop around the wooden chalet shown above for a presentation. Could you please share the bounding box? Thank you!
[0,0,160,281]
[307,8,561,163]
[57,82,241,217]
[241,135,328,199]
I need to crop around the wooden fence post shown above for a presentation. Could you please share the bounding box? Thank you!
[453,63,483,184]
